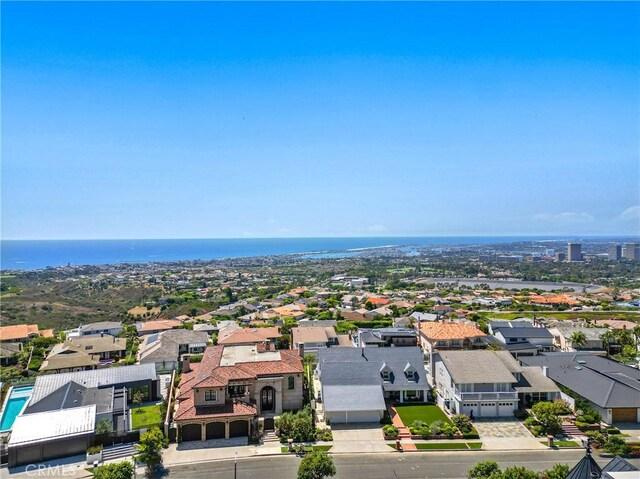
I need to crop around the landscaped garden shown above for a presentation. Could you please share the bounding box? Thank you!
[390,404,479,440]
[387,442,482,450]
[131,404,163,430]
[281,445,332,454]
[394,404,452,426]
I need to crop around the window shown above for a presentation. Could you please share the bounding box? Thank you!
[288,376,295,390]
[405,390,417,398]
[474,337,483,343]
[381,370,390,381]
[205,389,217,402]
[405,369,415,380]
[228,385,245,397]
[450,340,460,347]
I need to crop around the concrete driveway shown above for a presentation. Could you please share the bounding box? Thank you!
[330,423,390,453]
[473,418,546,450]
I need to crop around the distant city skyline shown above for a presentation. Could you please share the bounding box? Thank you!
[2,2,639,240]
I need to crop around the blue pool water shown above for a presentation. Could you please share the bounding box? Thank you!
[0,386,33,431]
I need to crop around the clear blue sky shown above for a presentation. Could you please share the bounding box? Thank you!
[2,1,639,240]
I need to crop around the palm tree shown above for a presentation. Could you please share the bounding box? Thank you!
[632,325,640,349]
[570,331,587,350]
[600,330,615,357]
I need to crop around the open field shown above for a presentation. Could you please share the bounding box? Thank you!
[127,305,162,317]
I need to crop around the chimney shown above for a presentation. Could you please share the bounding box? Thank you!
[542,366,549,377]
[182,354,191,373]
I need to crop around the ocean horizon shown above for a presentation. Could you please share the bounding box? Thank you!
[0,236,635,271]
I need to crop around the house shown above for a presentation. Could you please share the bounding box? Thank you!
[217,327,280,347]
[417,321,487,384]
[520,353,640,423]
[291,327,344,355]
[410,312,438,323]
[549,327,609,352]
[174,344,303,441]
[492,326,555,354]
[487,319,536,335]
[78,321,123,337]
[353,328,418,348]
[0,324,54,344]
[135,319,183,336]
[434,350,561,418]
[138,329,210,372]
[317,347,429,424]
[193,323,218,334]
[337,309,369,322]
[40,334,127,373]
[0,342,22,366]
[8,364,158,467]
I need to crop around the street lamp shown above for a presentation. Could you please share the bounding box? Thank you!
[234,451,237,479]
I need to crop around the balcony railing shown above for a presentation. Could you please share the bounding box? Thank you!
[454,389,518,401]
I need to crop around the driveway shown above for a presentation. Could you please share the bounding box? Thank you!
[330,423,390,453]
[473,418,546,450]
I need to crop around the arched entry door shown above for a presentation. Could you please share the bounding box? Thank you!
[261,386,275,412]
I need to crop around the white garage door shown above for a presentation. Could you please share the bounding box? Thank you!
[480,402,497,417]
[461,403,476,416]
[328,410,381,424]
[498,402,515,417]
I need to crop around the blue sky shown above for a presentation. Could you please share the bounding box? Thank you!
[2,2,639,240]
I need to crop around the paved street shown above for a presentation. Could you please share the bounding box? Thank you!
[164,450,640,479]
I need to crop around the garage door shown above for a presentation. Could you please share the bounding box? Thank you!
[498,402,515,417]
[181,423,202,442]
[612,408,638,422]
[229,420,249,438]
[328,410,381,424]
[206,422,225,440]
[43,437,87,461]
[461,403,475,417]
[480,402,496,417]
[15,445,42,467]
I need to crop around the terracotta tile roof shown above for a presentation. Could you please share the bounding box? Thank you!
[0,324,43,341]
[217,327,280,345]
[418,322,486,341]
[364,297,390,306]
[136,319,182,333]
[174,389,257,421]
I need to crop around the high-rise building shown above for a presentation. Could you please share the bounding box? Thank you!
[622,243,640,261]
[555,252,566,262]
[608,245,622,261]
[567,243,582,262]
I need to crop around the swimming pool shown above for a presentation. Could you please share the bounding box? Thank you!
[0,386,33,432]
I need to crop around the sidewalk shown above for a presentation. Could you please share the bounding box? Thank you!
[163,441,283,467]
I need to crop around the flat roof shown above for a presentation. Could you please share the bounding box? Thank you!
[219,345,281,366]
[9,405,96,446]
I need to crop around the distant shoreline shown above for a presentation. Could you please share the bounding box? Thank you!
[1,236,638,272]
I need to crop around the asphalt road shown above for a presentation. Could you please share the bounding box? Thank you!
[164,450,640,479]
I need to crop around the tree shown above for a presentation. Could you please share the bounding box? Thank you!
[632,324,640,348]
[467,461,501,479]
[136,427,167,475]
[603,435,630,455]
[542,464,570,479]
[132,390,144,408]
[94,461,134,479]
[569,331,587,349]
[530,401,562,435]
[501,467,540,479]
[96,418,113,435]
[601,330,615,357]
[297,451,336,479]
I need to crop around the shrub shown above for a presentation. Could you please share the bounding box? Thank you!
[530,425,545,437]
[452,414,473,433]
[316,428,333,441]
[530,402,562,435]
[383,425,399,439]
[514,409,529,420]
[501,466,541,479]
[585,431,606,448]
[604,435,630,456]
[467,461,501,479]
[276,407,315,443]
[380,410,392,425]
[551,399,572,415]
[606,427,621,435]
[94,461,134,479]
[87,445,103,455]
[541,464,570,479]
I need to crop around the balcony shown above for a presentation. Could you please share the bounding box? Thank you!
[454,389,518,401]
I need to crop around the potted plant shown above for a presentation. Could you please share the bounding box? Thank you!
[86,445,103,464]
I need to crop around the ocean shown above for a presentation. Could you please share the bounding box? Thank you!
[1,236,569,271]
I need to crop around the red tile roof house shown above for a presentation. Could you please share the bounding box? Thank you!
[174,344,304,442]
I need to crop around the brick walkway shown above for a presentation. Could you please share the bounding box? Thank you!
[390,406,414,445]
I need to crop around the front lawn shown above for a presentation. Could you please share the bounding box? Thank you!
[281,445,332,453]
[131,404,163,430]
[415,442,482,450]
[540,440,580,448]
[394,404,453,426]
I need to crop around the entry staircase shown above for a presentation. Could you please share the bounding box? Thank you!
[102,443,136,462]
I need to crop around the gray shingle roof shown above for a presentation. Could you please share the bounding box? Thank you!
[495,327,553,339]
[520,353,640,408]
[437,350,520,384]
[318,347,428,390]
[323,385,386,413]
[30,363,157,405]
[79,321,122,333]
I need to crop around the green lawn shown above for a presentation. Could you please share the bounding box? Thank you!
[540,440,580,448]
[415,442,482,450]
[131,404,163,430]
[281,446,332,453]
[394,404,453,426]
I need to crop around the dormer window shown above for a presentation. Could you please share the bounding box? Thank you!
[404,362,416,381]
[381,370,390,381]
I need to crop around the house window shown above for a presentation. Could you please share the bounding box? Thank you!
[405,369,415,380]
[450,340,460,347]
[228,385,245,397]
[381,371,390,381]
[288,376,295,390]
[205,389,217,402]
[474,337,483,343]
[405,390,417,399]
